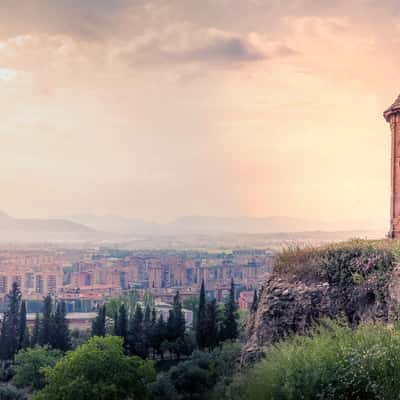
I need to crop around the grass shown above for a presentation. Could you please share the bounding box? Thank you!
[273,239,400,283]
[226,321,400,400]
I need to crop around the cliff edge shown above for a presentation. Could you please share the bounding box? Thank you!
[243,240,400,362]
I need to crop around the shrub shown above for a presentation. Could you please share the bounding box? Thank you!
[0,385,26,400]
[152,341,241,400]
[226,321,400,400]
[13,346,63,391]
[32,336,156,400]
[274,240,397,295]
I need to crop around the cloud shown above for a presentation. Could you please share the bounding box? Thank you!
[185,35,265,63]
[0,0,131,41]
[0,68,17,82]
[117,27,298,66]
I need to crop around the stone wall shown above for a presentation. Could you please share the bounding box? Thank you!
[242,266,400,363]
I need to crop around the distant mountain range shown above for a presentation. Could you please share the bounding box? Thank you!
[65,214,330,236]
[0,211,384,242]
[0,211,103,242]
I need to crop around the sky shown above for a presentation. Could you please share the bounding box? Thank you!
[0,0,399,229]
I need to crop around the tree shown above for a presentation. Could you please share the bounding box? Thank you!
[183,296,199,330]
[251,289,258,313]
[128,304,145,357]
[116,304,128,348]
[39,296,53,347]
[113,311,119,336]
[127,289,138,314]
[0,282,22,360]
[144,304,151,325]
[105,289,138,319]
[18,301,29,350]
[52,302,70,352]
[143,305,152,356]
[152,314,167,358]
[205,299,219,349]
[168,292,185,342]
[91,305,106,337]
[0,385,26,400]
[196,281,208,349]
[222,279,238,341]
[32,336,156,400]
[151,341,241,400]
[143,289,155,309]
[13,346,62,391]
[31,314,40,347]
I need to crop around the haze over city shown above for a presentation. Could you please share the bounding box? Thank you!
[0,1,397,232]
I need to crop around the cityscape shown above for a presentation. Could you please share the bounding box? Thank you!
[0,245,272,329]
[0,0,398,399]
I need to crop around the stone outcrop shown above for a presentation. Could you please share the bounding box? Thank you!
[242,267,400,363]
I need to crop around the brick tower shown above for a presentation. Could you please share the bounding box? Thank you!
[384,95,400,238]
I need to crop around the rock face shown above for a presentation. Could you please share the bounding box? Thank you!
[243,267,400,363]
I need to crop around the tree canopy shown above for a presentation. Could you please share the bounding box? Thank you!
[32,336,156,400]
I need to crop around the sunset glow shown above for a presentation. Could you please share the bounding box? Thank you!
[0,1,397,230]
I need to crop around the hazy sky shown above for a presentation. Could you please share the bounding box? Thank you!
[0,0,399,228]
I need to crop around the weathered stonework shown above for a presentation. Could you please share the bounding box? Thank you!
[384,96,400,238]
[242,268,400,363]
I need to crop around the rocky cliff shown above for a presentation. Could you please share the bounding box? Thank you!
[242,241,400,362]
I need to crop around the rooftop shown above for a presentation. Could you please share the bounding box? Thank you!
[384,94,400,121]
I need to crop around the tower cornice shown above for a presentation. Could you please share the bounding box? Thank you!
[384,94,400,122]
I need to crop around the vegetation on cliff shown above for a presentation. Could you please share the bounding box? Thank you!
[225,322,400,400]
[274,239,398,284]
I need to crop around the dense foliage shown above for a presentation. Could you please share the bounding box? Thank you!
[32,336,156,400]
[0,279,241,400]
[152,341,241,400]
[225,322,400,400]
[13,346,63,391]
[0,385,27,400]
[275,240,397,284]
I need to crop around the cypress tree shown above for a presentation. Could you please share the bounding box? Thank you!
[144,304,151,325]
[128,304,145,357]
[148,308,157,356]
[31,313,40,347]
[205,298,219,349]
[143,305,152,356]
[52,301,70,351]
[251,289,258,313]
[166,310,175,342]
[92,305,106,337]
[0,314,13,360]
[18,300,27,350]
[153,314,166,358]
[222,279,238,341]
[39,295,53,346]
[117,304,128,347]
[172,291,185,341]
[196,280,208,349]
[0,282,21,360]
[21,326,30,349]
[113,311,119,336]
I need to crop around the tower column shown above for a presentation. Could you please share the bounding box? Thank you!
[384,96,400,238]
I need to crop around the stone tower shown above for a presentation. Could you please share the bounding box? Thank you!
[384,95,400,238]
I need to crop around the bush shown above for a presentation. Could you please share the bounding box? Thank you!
[0,385,26,400]
[152,341,241,400]
[32,336,156,400]
[226,321,400,400]
[274,240,397,311]
[13,346,63,391]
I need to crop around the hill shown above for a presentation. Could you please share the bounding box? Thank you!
[0,211,103,242]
